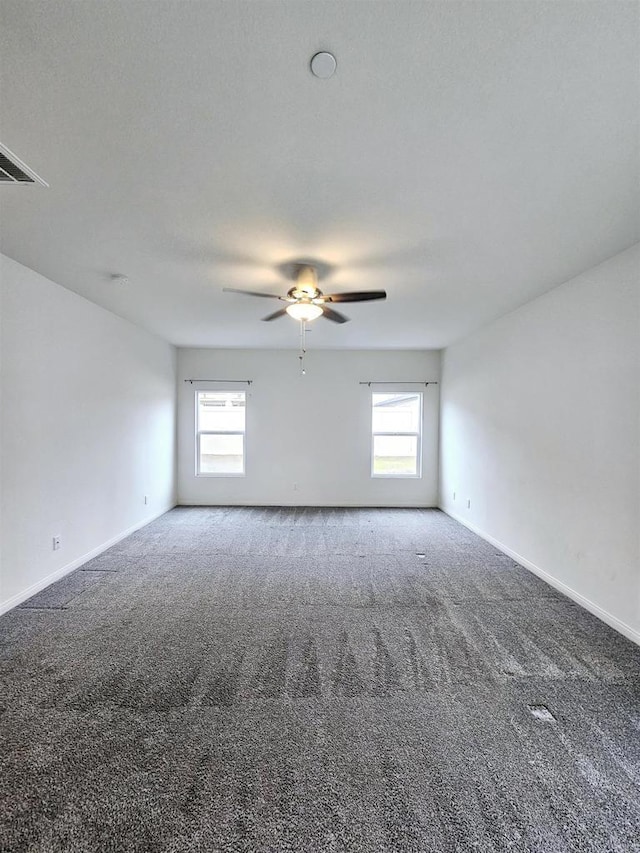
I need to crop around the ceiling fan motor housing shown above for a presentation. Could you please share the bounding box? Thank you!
[291,264,320,300]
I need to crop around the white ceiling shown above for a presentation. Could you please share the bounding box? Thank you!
[0,0,638,349]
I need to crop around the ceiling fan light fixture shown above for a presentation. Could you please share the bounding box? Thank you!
[286,301,323,322]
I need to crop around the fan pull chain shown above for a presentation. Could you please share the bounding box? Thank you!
[299,321,307,375]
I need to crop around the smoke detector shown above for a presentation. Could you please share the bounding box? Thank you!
[0,142,48,186]
[310,52,337,79]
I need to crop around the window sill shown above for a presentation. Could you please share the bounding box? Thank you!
[196,472,246,478]
[371,473,422,479]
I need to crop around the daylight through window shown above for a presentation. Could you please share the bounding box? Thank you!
[196,391,246,475]
[371,392,422,477]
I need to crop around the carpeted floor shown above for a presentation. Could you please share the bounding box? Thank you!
[1,507,639,852]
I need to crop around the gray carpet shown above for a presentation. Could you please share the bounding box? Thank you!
[1,507,639,852]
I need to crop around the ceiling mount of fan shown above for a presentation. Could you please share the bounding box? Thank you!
[287,264,320,300]
[222,263,386,324]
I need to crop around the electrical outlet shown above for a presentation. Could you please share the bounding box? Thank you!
[293,483,299,491]
[52,535,61,551]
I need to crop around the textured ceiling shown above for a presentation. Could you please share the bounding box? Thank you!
[0,0,638,348]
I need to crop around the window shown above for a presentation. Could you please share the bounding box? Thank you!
[371,392,422,477]
[196,391,246,476]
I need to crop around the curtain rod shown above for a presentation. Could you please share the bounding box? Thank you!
[359,381,438,387]
[184,379,252,385]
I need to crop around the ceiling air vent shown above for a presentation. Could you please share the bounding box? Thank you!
[0,142,48,186]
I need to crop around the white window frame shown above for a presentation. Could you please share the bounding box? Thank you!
[371,391,423,479]
[195,389,246,477]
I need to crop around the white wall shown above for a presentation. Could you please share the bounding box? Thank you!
[178,348,440,507]
[0,254,177,612]
[440,244,640,642]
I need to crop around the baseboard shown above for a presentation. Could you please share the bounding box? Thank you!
[178,502,438,508]
[440,505,640,648]
[0,504,176,616]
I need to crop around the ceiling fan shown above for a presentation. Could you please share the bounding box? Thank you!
[223,264,386,324]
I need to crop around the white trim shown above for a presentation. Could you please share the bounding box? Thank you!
[179,501,437,508]
[0,504,176,615]
[440,506,640,648]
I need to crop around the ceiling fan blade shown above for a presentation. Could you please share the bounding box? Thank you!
[262,307,289,322]
[321,306,350,324]
[323,290,387,303]
[223,287,284,300]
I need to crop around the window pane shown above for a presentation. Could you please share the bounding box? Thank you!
[200,434,244,474]
[373,434,418,475]
[372,393,421,432]
[198,392,245,432]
